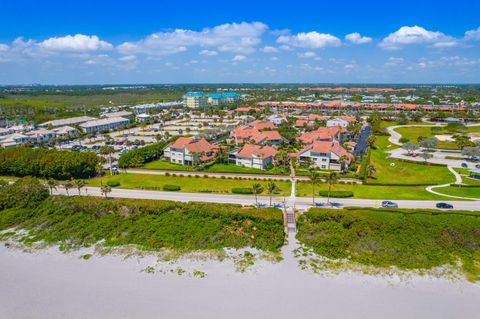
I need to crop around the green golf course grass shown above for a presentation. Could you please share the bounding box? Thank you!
[432,186,480,199]
[394,125,480,149]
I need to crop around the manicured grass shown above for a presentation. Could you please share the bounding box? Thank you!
[369,136,455,185]
[395,125,480,149]
[296,207,480,281]
[296,181,447,200]
[0,195,285,253]
[87,173,291,196]
[142,160,195,171]
[143,160,286,175]
[433,186,480,199]
[462,178,480,186]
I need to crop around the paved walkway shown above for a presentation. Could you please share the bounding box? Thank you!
[386,123,444,146]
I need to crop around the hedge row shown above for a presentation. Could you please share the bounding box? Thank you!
[163,184,181,191]
[0,147,99,180]
[232,187,254,194]
[319,190,354,198]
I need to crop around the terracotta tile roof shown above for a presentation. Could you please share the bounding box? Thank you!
[236,144,277,159]
[297,126,340,144]
[251,130,283,143]
[295,119,307,127]
[308,114,328,121]
[170,137,215,153]
[249,120,276,130]
[299,141,353,162]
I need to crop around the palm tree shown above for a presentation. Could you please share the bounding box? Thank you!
[326,172,338,205]
[73,179,86,195]
[96,164,104,186]
[101,185,112,198]
[338,155,349,174]
[46,179,58,195]
[99,145,115,175]
[252,183,263,206]
[266,182,279,207]
[64,180,73,196]
[308,167,321,205]
[367,165,377,178]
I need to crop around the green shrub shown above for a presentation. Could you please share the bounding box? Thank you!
[163,184,181,191]
[118,137,178,168]
[399,137,410,143]
[106,180,120,187]
[232,187,254,194]
[318,190,354,198]
[0,147,98,179]
[0,177,49,210]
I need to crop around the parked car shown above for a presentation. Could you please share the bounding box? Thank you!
[461,163,468,168]
[255,203,267,208]
[381,200,398,208]
[273,203,283,209]
[436,202,453,209]
[475,164,480,169]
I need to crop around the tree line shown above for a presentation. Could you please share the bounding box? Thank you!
[0,147,99,180]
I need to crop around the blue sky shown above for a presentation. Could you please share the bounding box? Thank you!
[1,0,480,84]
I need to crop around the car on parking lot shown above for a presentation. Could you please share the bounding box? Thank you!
[436,202,453,209]
[381,200,398,208]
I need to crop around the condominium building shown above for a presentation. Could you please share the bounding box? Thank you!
[163,137,216,165]
[184,92,208,109]
[39,116,97,128]
[79,117,130,133]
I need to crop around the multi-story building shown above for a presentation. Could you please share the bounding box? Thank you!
[163,137,216,165]
[296,141,353,171]
[231,144,277,170]
[184,92,208,109]
[39,116,97,128]
[79,117,130,133]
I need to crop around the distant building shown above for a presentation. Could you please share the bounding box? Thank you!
[0,133,30,148]
[101,111,133,118]
[135,113,152,123]
[163,137,216,165]
[184,91,241,108]
[184,92,208,109]
[326,116,356,128]
[39,116,97,128]
[231,144,277,170]
[79,117,130,133]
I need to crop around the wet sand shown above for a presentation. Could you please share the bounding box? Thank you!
[0,237,479,319]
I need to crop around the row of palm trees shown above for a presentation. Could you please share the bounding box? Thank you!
[46,178,111,198]
[251,182,279,207]
[308,167,338,206]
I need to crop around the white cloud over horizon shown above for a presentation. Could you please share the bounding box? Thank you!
[276,31,341,49]
[345,32,372,44]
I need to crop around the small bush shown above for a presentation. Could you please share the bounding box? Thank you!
[163,184,181,191]
[232,187,254,194]
[106,180,120,187]
[319,190,354,198]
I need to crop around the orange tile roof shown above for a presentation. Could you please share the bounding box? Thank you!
[236,144,277,159]
[249,120,276,130]
[170,137,214,153]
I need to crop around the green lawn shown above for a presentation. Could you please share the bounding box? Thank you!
[433,186,480,199]
[296,181,448,200]
[142,160,287,175]
[296,207,480,281]
[394,125,480,149]
[369,136,455,185]
[87,173,291,196]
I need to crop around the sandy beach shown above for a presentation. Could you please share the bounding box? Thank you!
[1,235,479,319]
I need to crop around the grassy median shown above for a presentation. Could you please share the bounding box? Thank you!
[87,172,291,196]
[296,207,480,281]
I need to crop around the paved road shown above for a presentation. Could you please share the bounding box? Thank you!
[54,186,480,211]
[386,123,443,146]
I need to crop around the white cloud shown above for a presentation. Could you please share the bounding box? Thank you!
[345,32,372,44]
[39,34,112,52]
[262,45,278,53]
[119,55,136,61]
[298,51,317,58]
[380,26,457,49]
[465,27,480,41]
[270,56,279,61]
[0,44,9,51]
[199,49,218,56]
[118,21,268,56]
[279,45,293,51]
[277,31,341,48]
[232,55,246,62]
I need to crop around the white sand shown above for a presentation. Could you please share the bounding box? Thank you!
[1,236,479,319]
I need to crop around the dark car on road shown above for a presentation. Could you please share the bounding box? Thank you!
[436,202,453,209]
[461,163,468,168]
[381,200,398,208]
